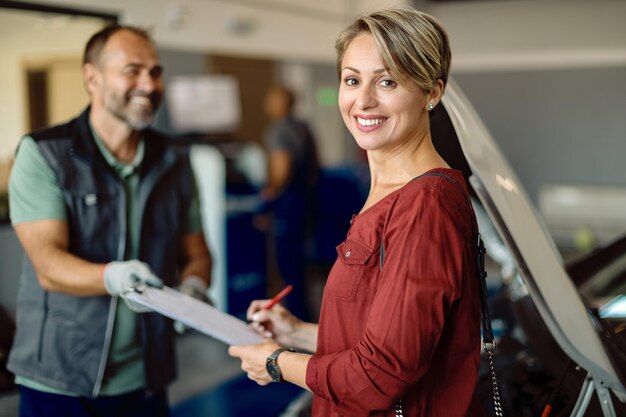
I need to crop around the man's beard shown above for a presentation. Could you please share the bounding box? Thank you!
[105,91,162,131]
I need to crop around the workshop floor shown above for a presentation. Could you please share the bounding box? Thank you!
[0,331,305,417]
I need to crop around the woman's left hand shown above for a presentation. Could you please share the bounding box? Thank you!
[228,339,282,385]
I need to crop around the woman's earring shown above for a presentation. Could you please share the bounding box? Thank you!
[427,103,435,111]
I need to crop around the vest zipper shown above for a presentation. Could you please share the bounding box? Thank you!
[91,296,118,397]
[37,292,49,362]
[93,181,127,397]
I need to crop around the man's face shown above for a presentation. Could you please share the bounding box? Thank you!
[263,88,288,121]
[89,30,164,130]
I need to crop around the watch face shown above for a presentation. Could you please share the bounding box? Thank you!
[266,358,282,383]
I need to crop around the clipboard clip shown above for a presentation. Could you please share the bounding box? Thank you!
[125,286,144,295]
[124,280,162,296]
[125,283,150,295]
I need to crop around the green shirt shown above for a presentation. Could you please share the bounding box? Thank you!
[10,130,202,396]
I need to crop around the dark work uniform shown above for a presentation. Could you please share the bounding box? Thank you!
[265,116,319,320]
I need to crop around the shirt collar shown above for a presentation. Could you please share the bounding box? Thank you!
[89,123,145,177]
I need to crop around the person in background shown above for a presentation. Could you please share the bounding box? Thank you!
[261,85,320,321]
[229,7,484,417]
[7,24,212,417]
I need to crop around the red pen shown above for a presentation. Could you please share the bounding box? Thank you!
[263,285,293,310]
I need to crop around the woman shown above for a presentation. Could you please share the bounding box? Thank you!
[229,7,483,416]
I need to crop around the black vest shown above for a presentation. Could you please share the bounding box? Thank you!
[8,108,194,397]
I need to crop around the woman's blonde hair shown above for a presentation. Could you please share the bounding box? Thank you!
[335,7,451,92]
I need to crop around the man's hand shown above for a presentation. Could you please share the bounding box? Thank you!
[174,275,213,334]
[102,260,163,312]
[178,275,211,304]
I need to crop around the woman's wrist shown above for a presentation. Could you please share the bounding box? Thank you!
[284,321,318,353]
[277,350,312,390]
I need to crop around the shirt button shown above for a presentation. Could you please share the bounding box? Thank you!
[345,251,351,257]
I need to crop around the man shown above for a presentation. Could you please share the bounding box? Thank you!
[262,85,319,320]
[7,25,212,417]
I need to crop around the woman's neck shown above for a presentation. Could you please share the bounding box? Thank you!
[361,136,448,213]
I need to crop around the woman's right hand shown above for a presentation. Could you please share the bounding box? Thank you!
[247,300,301,346]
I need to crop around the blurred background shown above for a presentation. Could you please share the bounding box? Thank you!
[0,0,625,416]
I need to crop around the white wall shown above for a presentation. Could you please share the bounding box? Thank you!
[427,0,626,72]
[46,57,90,126]
[0,10,103,161]
[29,0,409,62]
[35,0,626,72]
[28,0,626,75]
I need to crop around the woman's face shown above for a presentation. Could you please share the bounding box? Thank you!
[338,33,432,154]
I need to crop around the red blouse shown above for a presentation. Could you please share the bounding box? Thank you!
[306,169,483,417]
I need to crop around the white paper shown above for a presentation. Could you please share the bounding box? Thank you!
[125,286,264,345]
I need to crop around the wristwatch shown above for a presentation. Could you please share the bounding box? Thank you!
[266,347,295,383]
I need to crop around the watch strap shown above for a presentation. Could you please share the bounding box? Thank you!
[266,347,294,383]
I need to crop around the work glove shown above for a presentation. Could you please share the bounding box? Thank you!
[102,260,163,313]
[174,275,212,334]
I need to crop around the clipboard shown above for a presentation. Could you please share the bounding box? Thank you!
[124,285,264,345]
